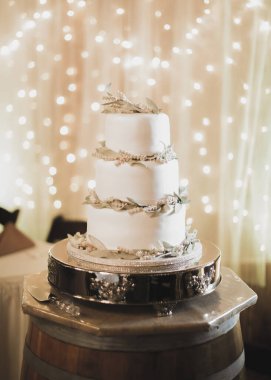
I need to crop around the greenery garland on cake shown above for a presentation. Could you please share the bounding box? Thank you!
[68,226,200,261]
[85,188,189,217]
[93,141,177,166]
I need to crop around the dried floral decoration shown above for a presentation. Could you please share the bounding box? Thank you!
[85,188,189,217]
[93,141,177,166]
[68,226,199,261]
[102,86,161,114]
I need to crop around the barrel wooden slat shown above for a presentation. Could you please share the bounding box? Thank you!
[21,364,48,380]
[21,318,244,380]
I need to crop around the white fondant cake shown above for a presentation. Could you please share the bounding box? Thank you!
[67,92,202,267]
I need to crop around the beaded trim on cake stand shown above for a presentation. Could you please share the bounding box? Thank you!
[48,239,221,316]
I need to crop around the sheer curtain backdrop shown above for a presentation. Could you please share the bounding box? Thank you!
[0,0,270,348]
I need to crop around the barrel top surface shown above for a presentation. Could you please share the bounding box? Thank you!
[22,267,257,337]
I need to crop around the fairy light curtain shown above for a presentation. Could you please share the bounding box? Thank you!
[0,0,270,285]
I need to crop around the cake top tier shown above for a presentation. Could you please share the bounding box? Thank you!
[99,88,172,155]
[104,113,171,155]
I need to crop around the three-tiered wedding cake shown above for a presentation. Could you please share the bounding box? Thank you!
[67,90,202,269]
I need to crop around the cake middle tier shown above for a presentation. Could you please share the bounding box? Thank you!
[95,159,180,202]
[87,206,186,250]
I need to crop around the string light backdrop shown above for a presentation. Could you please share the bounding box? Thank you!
[0,0,270,285]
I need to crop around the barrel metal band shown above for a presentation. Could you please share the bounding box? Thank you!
[206,350,245,380]
[31,314,239,352]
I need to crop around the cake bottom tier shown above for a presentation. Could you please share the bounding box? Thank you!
[87,206,186,251]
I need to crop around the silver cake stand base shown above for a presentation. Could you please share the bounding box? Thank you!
[48,239,221,316]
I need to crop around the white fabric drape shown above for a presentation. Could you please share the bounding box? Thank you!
[0,0,270,347]
[0,241,50,380]
[218,3,271,286]
[0,276,29,380]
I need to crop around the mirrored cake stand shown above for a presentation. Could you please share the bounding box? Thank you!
[48,239,221,316]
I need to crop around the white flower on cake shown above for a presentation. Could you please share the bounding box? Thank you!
[68,232,88,250]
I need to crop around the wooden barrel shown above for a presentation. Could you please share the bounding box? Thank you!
[21,315,244,380]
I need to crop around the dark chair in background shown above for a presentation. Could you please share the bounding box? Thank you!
[47,215,87,243]
[0,207,20,226]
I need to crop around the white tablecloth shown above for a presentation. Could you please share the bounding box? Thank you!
[0,241,51,380]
